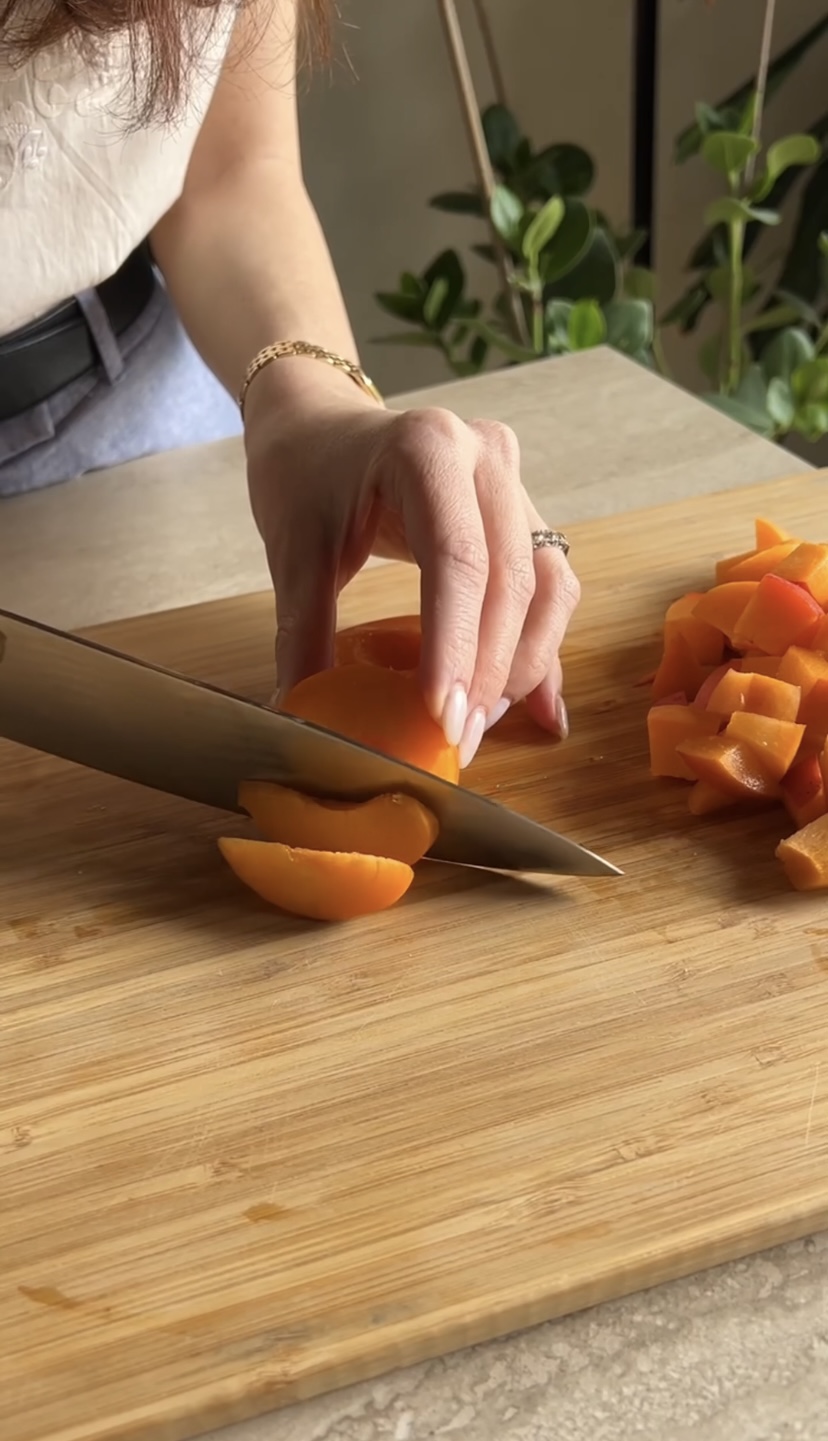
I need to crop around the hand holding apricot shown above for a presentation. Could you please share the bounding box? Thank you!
[245,393,580,767]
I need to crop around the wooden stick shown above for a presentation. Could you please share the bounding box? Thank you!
[745,0,776,186]
[436,0,529,346]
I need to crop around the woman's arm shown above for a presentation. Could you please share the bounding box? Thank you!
[150,0,578,761]
[150,0,366,419]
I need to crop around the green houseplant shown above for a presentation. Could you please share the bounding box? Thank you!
[375,3,828,446]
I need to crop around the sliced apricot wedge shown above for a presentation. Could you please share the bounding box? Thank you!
[238,782,439,865]
[218,838,414,921]
[334,615,422,671]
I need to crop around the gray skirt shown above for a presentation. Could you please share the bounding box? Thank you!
[0,282,242,497]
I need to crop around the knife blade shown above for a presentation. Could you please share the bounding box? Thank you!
[0,608,621,877]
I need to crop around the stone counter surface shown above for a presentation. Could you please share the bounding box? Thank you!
[2,349,824,1441]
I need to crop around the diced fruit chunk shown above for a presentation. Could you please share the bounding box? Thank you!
[723,713,805,781]
[773,542,828,606]
[732,574,823,654]
[716,541,798,582]
[776,814,828,891]
[780,755,826,829]
[647,703,721,780]
[651,631,711,703]
[664,592,725,665]
[755,517,790,549]
[675,735,779,802]
[692,582,758,644]
[687,781,737,816]
[776,646,828,700]
[705,668,801,723]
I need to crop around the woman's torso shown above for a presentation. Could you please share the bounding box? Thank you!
[0,8,236,336]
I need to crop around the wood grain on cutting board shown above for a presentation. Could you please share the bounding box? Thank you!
[2,471,828,1441]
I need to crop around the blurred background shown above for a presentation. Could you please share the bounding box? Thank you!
[298,0,828,458]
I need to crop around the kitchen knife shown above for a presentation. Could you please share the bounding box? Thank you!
[0,608,621,877]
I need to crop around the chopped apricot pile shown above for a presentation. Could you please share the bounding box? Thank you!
[220,618,454,921]
[646,517,828,890]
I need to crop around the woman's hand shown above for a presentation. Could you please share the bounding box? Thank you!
[244,379,580,768]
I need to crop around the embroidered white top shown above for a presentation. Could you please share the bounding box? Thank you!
[0,11,236,337]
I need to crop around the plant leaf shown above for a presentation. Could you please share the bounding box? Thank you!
[545,299,573,348]
[625,265,657,301]
[522,195,565,264]
[791,357,828,405]
[704,393,773,435]
[614,228,648,262]
[539,198,594,282]
[735,363,771,414]
[429,190,485,216]
[743,302,803,334]
[545,226,620,306]
[761,326,815,384]
[421,249,465,331]
[471,243,498,265]
[490,185,524,246]
[482,104,523,173]
[793,401,828,441]
[465,318,535,364]
[776,159,828,305]
[751,133,822,202]
[661,280,710,332]
[766,376,795,430]
[603,298,653,355]
[701,131,759,180]
[568,298,606,351]
[704,197,780,228]
[694,101,729,136]
[374,290,425,324]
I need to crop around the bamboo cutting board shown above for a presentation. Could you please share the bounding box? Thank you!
[3,472,828,1441]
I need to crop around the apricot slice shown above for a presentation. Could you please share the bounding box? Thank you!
[218,838,414,921]
[776,813,828,891]
[335,615,421,671]
[687,781,738,815]
[284,663,459,783]
[238,782,439,865]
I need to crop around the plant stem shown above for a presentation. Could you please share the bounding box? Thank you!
[745,0,777,187]
[470,0,508,109]
[726,220,745,392]
[651,327,672,379]
[436,0,530,347]
[532,289,545,356]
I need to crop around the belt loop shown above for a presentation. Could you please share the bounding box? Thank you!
[75,287,125,386]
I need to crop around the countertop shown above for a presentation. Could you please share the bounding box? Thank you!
[3,348,825,1441]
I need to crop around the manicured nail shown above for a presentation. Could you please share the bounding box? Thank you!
[442,683,468,747]
[484,697,510,732]
[459,707,486,769]
[555,695,569,740]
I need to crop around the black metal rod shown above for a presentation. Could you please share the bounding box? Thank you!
[632,0,660,267]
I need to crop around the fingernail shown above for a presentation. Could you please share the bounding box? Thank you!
[484,697,510,732]
[441,683,468,747]
[555,695,569,740]
[459,707,486,769]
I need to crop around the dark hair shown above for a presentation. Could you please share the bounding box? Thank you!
[0,2,330,124]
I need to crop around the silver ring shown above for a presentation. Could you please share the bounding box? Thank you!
[531,528,570,557]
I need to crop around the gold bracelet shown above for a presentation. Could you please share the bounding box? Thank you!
[238,340,383,417]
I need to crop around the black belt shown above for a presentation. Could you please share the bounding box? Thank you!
[0,243,157,424]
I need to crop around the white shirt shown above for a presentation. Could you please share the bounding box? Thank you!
[0,12,235,336]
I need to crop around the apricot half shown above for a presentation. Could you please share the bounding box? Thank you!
[284,663,459,783]
[334,615,421,671]
[218,838,414,921]
[238,782,439,865]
